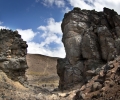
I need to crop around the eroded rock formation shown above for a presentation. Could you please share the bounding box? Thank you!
[0,29,28,85]
[57,7,120,90]
[74,56,120,100]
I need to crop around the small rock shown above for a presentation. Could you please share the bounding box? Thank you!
[99,70,104,77]
[109,64,114,69]
[95,79,104,84]
[109,80,114,87]
[105,80,110,84]
[101,87,106,91]
[58,93,68,97]
[92,82,102,91]
[86,70,96,76]
[7,55,11,58]
[80,93,86,99]
[80,85,86,91]
[50,94,58,100]
[95,68,101,75]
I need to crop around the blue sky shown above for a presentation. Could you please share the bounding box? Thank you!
[0,0,120,58]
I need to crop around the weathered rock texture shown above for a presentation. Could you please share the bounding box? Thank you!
[57,7,120,90]
[0,29,28,85]
[74,56,120,100]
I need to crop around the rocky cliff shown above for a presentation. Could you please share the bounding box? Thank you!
[0,29,28,85]
[57,7,120,91]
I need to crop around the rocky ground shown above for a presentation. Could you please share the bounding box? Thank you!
[0,55,120,100]
[74,56,120,100]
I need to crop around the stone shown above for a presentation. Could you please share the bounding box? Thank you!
[0,29,28,85]
[58,93,69,97]
[80,85,86,91]
[57,7,120,90]
[86,70,96,76]
[81,93,86,99]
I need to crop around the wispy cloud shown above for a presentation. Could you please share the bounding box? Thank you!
[0,21,3,25]
[55,0,65,7]
[67,0,93,9]
[17,29,37,42]
[35,0,39,3]
[62,7,71,13]
[42,0,65,7]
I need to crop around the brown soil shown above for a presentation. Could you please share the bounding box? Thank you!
[26,54,59,88]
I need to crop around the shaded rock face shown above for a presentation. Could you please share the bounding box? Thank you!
[0,29,28,85]
[57,7,120,89]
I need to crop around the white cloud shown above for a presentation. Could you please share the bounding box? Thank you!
[62,7,71,13]
[0,27,36,43]
[27,42,65,58]
[42,0,65,7]
[27,42,48,55]
[0,26,9,29]
[37,18,62,47]
[16,27,65,58]
[67,0,93,10]
[67,0,120,14]
[15,18,66,58]
[37,17,65,58]
[17,29,36,42]
[38,18,62,35]
[55,0,65,7]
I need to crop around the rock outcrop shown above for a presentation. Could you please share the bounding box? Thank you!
[0,29,28,85]
[57,7,120,90]
[74,56,120,100]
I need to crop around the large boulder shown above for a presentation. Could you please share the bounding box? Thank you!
[57,7,120,89]
[0,29,28,85]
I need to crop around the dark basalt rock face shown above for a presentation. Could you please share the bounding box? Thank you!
[57,7,120,90]
[0,29,28,85]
